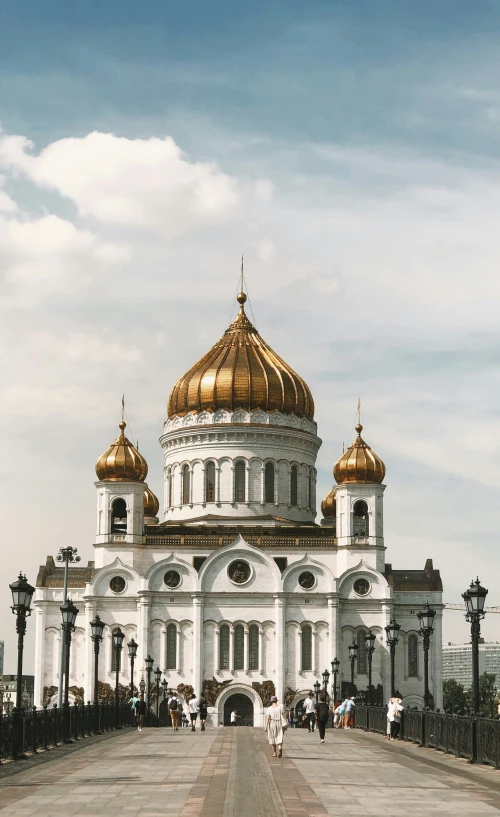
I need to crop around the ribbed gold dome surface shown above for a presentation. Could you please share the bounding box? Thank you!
[144,487,159,517]
[168,292,314,419]
[95,421,148,482]
[333,424,386,484]
[321,487,337,518]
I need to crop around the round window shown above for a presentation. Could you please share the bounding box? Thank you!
[164,570,181,589]
[298,571,315,590]
[109,576,126,594]
[353,578,370,596]
[228,560,251,584]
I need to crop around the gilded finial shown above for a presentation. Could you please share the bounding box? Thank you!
[237,254,247,306]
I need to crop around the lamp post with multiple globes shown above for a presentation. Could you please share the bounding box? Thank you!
[154,667,162,724]
[9,573,35,758]
[331,658,340,704]
[385,619,401,698]
[112,628,125,728]
[463,579,488,714]
[348,641,358,692]
[60,598,79,743]
[90,615,105,706]
[365,631,376,705]
[417,603,436,710]
[127,638,138,700]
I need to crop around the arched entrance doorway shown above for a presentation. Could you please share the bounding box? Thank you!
[223,693,254,726]
[159,699,171,727]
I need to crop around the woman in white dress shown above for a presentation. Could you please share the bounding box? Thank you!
[265,695,285,758]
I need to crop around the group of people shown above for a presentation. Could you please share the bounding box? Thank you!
[386,696,404,740]
[129,691,208,732]
[264,691,351,758]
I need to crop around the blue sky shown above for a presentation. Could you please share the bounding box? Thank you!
[1,0,500,670]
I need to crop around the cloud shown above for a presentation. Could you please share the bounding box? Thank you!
[0,131,241,237]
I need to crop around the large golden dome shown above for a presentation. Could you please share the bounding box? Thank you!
[333,424,386,484]
[95,420,148,482]
[168,292,314,419]
[321,487,337,518]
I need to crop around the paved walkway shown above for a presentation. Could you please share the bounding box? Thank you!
[1,726,500,815]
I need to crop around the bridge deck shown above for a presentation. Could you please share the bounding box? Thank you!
[1,725,500,816]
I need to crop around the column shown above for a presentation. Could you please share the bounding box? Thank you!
[260,465,265,504]
[215,627,220,673]
[245,464,250,506]
[313,627,318,674]
[274,595,285,700]
[244,629,249,672]
[160,626,167,672]
[215,465,221,505]
[84,601,94,702]
[274,466,278,506]
[229,627,235,673]
[192,594,204,695]
[33,601,46,707]
[297,629,303,673]
[327,594,339,666]
[433,607,444,709]
[258,628,264,674]
[176,626,182,674]
[138,597,151,665]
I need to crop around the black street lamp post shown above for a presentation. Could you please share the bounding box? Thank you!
[331,658,340,703]
[161,679,168,724]
[90,615,105,705]
[313,680,321,704]
[348,641,358,691]
[56,547,80,708]
[139,672,146,698]
[322,668,330,697]
[127,638,138,700]
[417,603,436,709]
[385,619,401,698]
[9,573,35,759]
[463,578,488,714]
[365,631,376,705]
[60,598,79,743]
[154,667,161,724]
[112,628,125,728]
[145,655,154,725]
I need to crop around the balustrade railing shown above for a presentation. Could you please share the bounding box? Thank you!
[0,703,133,763]
[355,706,500,768]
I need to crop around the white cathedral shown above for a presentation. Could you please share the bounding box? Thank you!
[33,287,443,725]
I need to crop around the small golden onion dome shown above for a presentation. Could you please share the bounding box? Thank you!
[144,487,159,517]
[168,291,314,419]
[95,420,148,482]
[333,424,386,484]
[321,487,337,518]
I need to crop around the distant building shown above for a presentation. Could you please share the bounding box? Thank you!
[0,675,34,712]
[0,641,4,675]
[442,642,500,690]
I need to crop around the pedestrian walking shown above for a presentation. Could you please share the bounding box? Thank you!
[134,694,147,732]
[128,693,138,725]
[388,697,403,740]
[303,692,316,732]
[189,693,199,731]
[386,697,394,740]
[265,695,287,758]
[168,690,181,732]
[333,702,342,728]
[343,697,355,728]
[230,708,241,726]
[314,694,330,744]
[199,697,208,731]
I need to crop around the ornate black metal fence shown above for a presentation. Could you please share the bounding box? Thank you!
[0,703,134,763]
[355,706,500,768]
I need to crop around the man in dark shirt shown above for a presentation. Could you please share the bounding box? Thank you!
[135,694,147,731]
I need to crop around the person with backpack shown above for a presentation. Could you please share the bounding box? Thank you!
[134,694,147,732]
[314,694,330,744]
[199,697,208,731]
[168,691,181,731]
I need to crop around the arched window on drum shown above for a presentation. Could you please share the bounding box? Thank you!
[234,461,246,502]
[408,634,418,677]
[264,463,275,504]
[205,461,215,503]
[290,465,298,506]
[182,465,190,505]
[301,625,312,672]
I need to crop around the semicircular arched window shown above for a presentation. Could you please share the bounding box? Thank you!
[219,624,230,671]
[353,500,369,536]
[357,630,367,675]
[234,624,244,670]
[166,623,177,669]
[249,625,259,671]
[111,498,127,533]
[408,634,418,678]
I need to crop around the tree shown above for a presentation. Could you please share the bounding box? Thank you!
[443,679,468,713]
[479,672,497,718]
